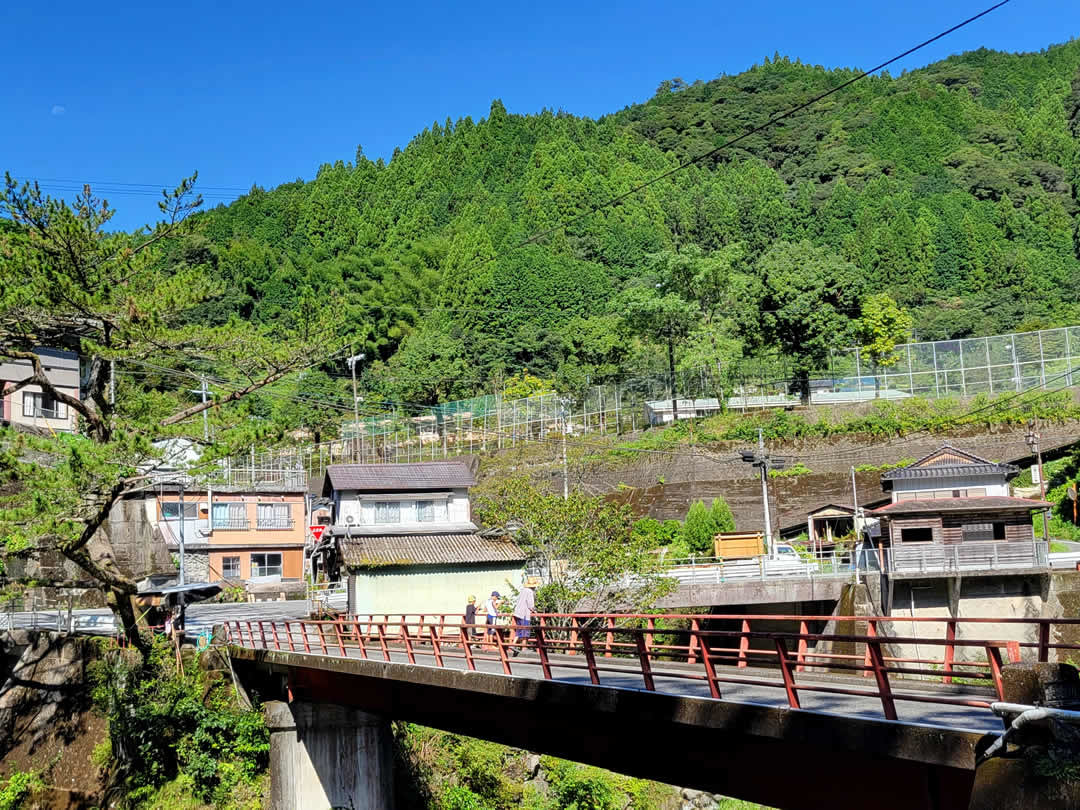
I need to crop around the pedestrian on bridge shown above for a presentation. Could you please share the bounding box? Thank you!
[510,582,535,657]
[483,591,500,649]
[464,595,478,639]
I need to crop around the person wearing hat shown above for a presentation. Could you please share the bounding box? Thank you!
[483,591,501,649]
[464,595,478,640]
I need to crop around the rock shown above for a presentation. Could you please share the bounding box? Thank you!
[681,788,703,800]
[525,754,541,779]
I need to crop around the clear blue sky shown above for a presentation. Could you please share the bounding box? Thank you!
[2,0,1077,230]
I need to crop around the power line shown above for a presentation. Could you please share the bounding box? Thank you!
[444,0,1013,280]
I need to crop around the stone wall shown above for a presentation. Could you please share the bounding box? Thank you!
[107,495,172,579]
[595,422,1080,530]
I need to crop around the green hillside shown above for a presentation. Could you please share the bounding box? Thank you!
[174,40,1080,411]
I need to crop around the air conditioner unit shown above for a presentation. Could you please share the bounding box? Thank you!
[345,515,356,525]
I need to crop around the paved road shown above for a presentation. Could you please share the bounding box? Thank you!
[0,600,311,634]
[232,635,1005,735]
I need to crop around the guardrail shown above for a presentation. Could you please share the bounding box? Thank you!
[664,551,851,584]
[1049,551,1080,570]
[887,541,1047,574]
[223,611,1080,723]
[308,581,348,611]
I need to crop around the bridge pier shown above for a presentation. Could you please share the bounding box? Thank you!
[265,700,394,810]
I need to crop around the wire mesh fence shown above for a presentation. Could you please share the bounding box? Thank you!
[211,325,1080,487]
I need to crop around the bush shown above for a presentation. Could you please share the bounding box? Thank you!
[90,638,269,807]
[682,501,715,555]
[681,496,737,555]
[0,771,39,810]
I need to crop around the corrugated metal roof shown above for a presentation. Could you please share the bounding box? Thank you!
[323,461,476,494]
[881,443,1018,481]
[340,533,527,569]
[870,496,1051,516]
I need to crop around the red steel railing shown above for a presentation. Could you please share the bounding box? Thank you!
[223,612,1080,722]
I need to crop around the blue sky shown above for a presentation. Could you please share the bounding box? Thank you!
[2,0,1077,231]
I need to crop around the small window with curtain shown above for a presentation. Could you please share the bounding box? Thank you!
[416,500,434,522]
[375,501,400,524]
[222,556,241,578]
[213,502,248,530]
[22,391,67,420]
[257,503,292,529]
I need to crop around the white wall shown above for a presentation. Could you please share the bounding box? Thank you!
[892,474,1010,500]
[884,577,1043,664]
[351,564,524,618]
[336,488,471,527]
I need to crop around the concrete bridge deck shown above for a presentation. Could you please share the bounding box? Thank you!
[227,613,1080,809]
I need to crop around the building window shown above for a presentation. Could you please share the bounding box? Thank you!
[212,503,248,530]
[222,556,241,579]
[961,522,1007,542]
[257,503,292,529]
[962,523,995,543]
[416,500,434,522]
[22,391,66,420]
[375,501,400,524]
[250,553,282,578]
[900,527,935,543]
[161,501,198,520]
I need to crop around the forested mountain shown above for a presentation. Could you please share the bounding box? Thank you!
[172,40,1080,410]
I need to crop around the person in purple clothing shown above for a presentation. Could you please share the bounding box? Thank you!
[510,582,535,656]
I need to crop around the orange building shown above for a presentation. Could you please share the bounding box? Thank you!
[154,485,307,583]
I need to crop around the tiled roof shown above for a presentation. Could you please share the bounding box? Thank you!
[323,461,476,494]
[340,532,527,569]
[881,443,1018,481]
[870,496,1052,516]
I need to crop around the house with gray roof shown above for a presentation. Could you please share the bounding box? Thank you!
[317,461,526,615]
[868,444,1051,572]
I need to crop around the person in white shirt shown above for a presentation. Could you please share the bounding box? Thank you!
[483,591,500,649]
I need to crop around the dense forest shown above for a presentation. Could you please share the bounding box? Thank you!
[164,39,1080,419]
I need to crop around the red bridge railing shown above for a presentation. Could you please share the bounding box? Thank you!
[223,612,1080,723]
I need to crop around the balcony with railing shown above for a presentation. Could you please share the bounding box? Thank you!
[212,517,251,531]
[884,541,1048,575]
[256,518,295,531]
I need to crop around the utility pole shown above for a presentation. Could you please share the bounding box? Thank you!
[739,429,786,558]
[1026,419,1050,541]
[109,360,115,406]
[178,482,186,586]
[189,380,210,441]
[851,465,861,583]
[559,397,570,500]
[346,353,365,462]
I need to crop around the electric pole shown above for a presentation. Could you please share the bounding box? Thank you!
[346,353,365,462]
[739,429,786,558]
[559,397,570,500]
[1026,419,1050,541]
[178,482,186,586]
[189,380,211,441]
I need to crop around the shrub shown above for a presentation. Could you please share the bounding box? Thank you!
[90,638,269,805]
[0,771,39,810]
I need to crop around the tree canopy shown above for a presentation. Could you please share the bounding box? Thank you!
[164,40,1080,410]
[0,176,336,652]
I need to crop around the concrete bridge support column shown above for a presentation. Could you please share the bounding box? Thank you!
[265,700,394,810]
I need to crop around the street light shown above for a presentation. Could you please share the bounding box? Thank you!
[738,429,787,558]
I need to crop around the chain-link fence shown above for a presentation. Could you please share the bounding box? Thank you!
[211,325,1080,487]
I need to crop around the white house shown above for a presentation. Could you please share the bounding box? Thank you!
[0,348,80,433]
[882,444,1016,502]
[319,461,527,616]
